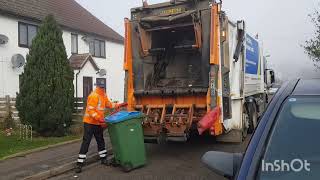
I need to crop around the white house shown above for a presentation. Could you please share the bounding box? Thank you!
[0,0,124,102]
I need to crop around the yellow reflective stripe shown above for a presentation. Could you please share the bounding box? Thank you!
[97,108,104,111]
[84,114,90,117]
[88,106,95,110]
[92,113,98,117]
[99,154,107,158]
[99,150,107,154]
[98,98,102,108]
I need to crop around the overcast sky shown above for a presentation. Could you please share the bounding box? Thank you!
[76,0,319,80]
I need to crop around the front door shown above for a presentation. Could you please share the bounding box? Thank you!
[83,77,93,103]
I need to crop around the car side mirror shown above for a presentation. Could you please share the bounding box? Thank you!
[266,69,275,86]
[270,71,275,84]
[201,151,243,179]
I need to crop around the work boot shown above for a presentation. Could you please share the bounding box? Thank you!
[101,157,111,166]
[75,163,83,173]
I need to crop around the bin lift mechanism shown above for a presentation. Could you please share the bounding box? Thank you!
[138,104,195,140]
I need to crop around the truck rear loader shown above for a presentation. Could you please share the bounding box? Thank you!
[123,0,275,143]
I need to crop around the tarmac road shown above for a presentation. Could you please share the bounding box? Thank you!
[50,135,250,180]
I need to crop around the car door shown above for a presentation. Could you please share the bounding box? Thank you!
[236,80,298,180]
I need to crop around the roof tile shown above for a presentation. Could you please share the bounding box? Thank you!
[0,0,124,44]
[69,53,99,71]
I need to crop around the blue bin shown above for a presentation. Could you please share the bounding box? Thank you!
[105,111,143,124]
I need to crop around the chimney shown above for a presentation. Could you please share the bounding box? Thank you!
[142,0,148,7]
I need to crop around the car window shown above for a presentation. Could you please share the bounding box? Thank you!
[256,96,320,180]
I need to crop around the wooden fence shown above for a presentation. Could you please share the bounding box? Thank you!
[0,96,19,123]
[0,96,86,123]
[74,97,85,114]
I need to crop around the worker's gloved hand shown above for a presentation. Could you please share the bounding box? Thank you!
[115,102,128,109]
[98,118,105,123]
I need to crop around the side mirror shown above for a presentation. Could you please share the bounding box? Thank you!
[201,151,243,179]
[266,69,275,87]
[270,71,275,84]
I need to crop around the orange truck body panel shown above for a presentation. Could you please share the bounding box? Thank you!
[124,18,135,111]
[210,5,223,136]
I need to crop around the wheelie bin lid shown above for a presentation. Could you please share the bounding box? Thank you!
[105,111,144,124]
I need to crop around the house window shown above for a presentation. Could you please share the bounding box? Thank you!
[89,39,106,58]
[18,22,38,48]
[71,34,78,54]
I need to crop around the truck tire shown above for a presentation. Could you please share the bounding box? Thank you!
[248,103,257,134]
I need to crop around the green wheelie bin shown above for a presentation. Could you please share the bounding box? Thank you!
[105,111,146,172]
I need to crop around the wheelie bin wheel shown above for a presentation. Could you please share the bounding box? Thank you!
[121,163,133,172]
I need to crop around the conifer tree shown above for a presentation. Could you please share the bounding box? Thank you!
[16,15,74,136]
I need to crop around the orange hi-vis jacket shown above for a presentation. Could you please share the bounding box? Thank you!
[83,87,115,125]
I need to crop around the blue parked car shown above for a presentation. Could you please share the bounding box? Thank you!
[202,79,320,180]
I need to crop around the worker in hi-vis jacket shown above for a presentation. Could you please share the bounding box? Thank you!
[75,80,117,173]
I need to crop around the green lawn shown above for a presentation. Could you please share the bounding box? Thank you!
[0,132,81,159]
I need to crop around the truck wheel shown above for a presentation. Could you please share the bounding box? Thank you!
[248,103,257,134]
